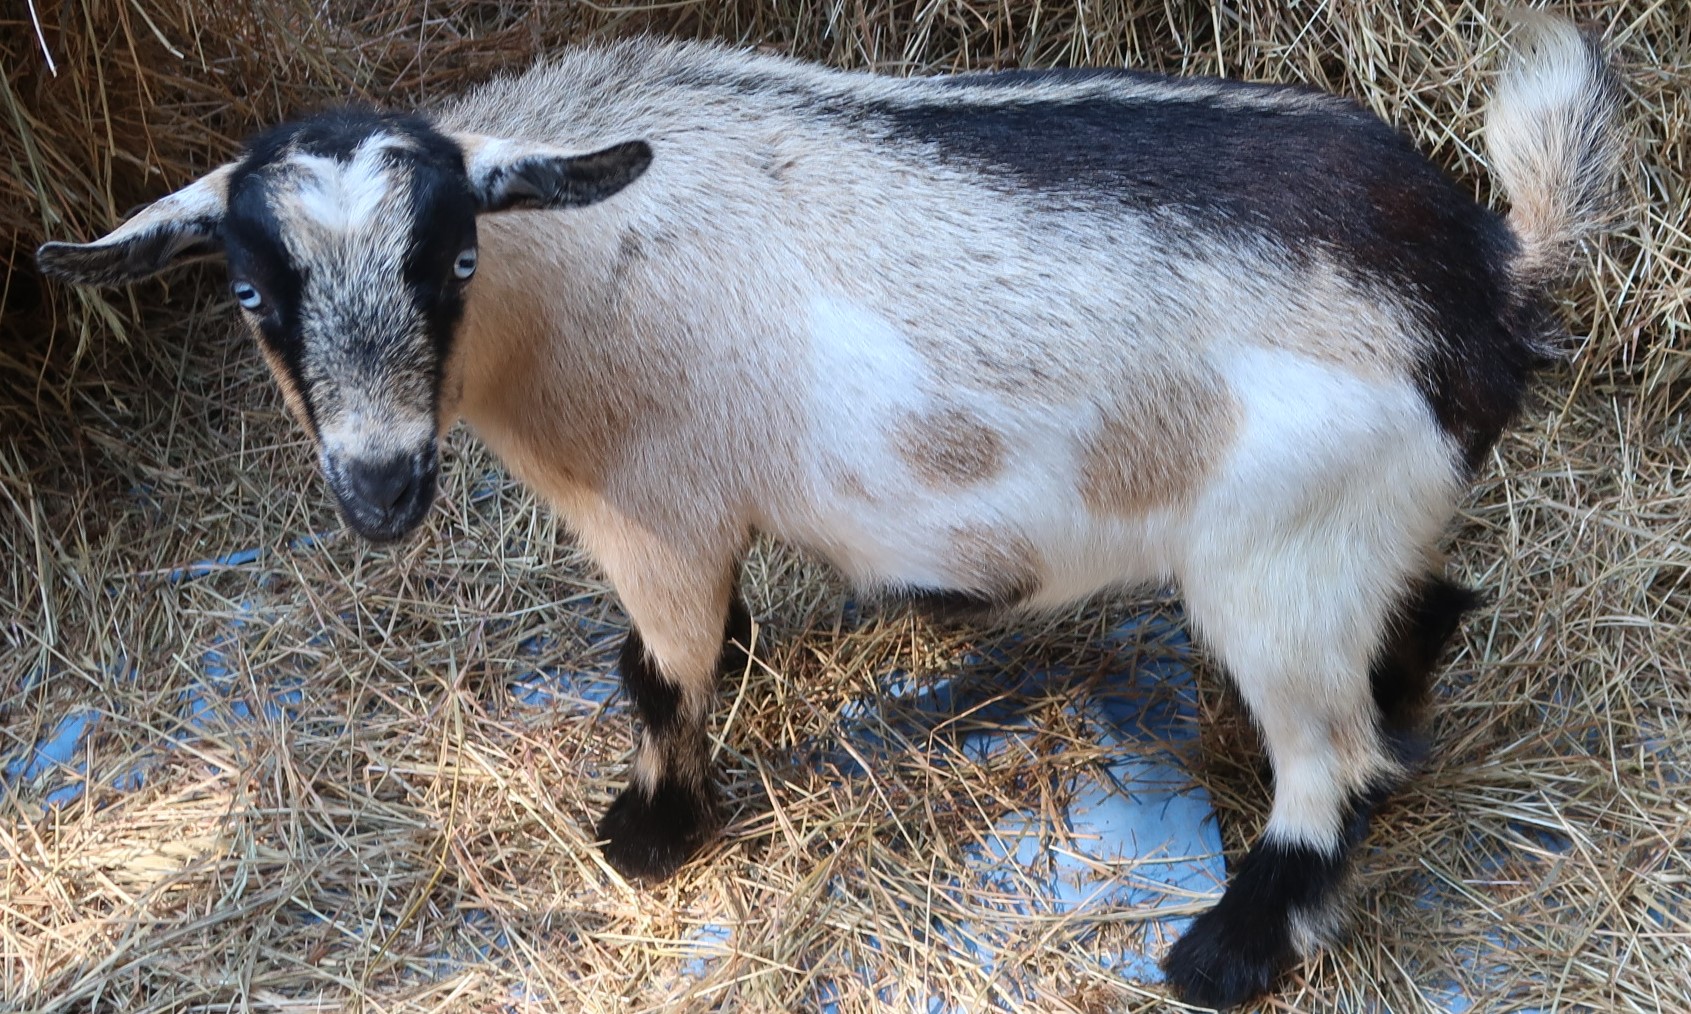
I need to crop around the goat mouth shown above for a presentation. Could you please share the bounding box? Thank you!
[339,492,434,543]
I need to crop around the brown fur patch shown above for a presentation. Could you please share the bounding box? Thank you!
[895,407,1005,488]
[832,468,873,501]
[255,334,318,444]
[950,523,1041,600]
[1250,263,1419,379]
[1080,370,1236,516]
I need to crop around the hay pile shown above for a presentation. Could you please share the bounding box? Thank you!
[2,1,1686,1011]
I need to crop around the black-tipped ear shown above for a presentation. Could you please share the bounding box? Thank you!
[36,163,235,287]
[458,137,653,213]
[37,222,222,287]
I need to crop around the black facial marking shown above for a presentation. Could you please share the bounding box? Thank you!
[401,146,478,387]
[835,72,1534,469]
[222,170,312,421]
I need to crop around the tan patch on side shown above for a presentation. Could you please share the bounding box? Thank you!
[950,523,1041,600]
[452,215,621,494]
[1079,369,1236,516]
[255,335,318,445]
[831,467,873,501]
[1253,261,1421,380]
[455,205,811,514]
[895,407,1005,488]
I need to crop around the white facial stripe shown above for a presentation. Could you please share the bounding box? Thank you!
[286,134,412,234]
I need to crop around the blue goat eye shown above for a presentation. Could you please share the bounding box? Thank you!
[232,281,263,311]
[454,249,478,280]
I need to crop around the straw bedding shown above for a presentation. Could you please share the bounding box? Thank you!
[1,1,1686,1011]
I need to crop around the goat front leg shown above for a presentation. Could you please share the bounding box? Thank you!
[587,526,752,881]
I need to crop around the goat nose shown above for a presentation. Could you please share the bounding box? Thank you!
[348,456,416,512]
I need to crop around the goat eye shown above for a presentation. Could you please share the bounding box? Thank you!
[453,249,477,280]
[231,280,264,311]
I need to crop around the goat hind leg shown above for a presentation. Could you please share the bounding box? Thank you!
[1162,545,1431,1007]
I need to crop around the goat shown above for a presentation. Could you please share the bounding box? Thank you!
[36,11,1620,1008]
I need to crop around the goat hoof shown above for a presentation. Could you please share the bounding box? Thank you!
[596,777,720,882]
[1161,904,1294,1010]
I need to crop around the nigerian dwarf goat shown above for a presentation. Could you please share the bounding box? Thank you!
[38,12,1619,1008]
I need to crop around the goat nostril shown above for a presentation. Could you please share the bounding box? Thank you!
[347,456,416,513]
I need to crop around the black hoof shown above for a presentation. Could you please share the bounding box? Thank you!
[1162,903,1294,1010]
[596,776,720,881]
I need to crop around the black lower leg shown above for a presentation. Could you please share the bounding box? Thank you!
[1164,776,1394,1009]
[1369,574,1479,767]
[596,596,754,881]
[1163,826,1356,1009]
[597,751,718,880]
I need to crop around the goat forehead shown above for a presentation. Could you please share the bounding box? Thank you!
[264,139,426,354]
[267,134,418,264]
[278,147,431,373]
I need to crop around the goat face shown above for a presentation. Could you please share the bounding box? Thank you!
[37,112,652,542]
[224,111,473,540]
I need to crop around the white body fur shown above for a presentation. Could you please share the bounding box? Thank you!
[438,43,1469,822]
[446,61,1446,585]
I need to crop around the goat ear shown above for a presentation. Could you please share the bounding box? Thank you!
[454,134,653,213]
[36,163,236,287]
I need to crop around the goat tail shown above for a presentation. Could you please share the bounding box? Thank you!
[1484,9,1623,307]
